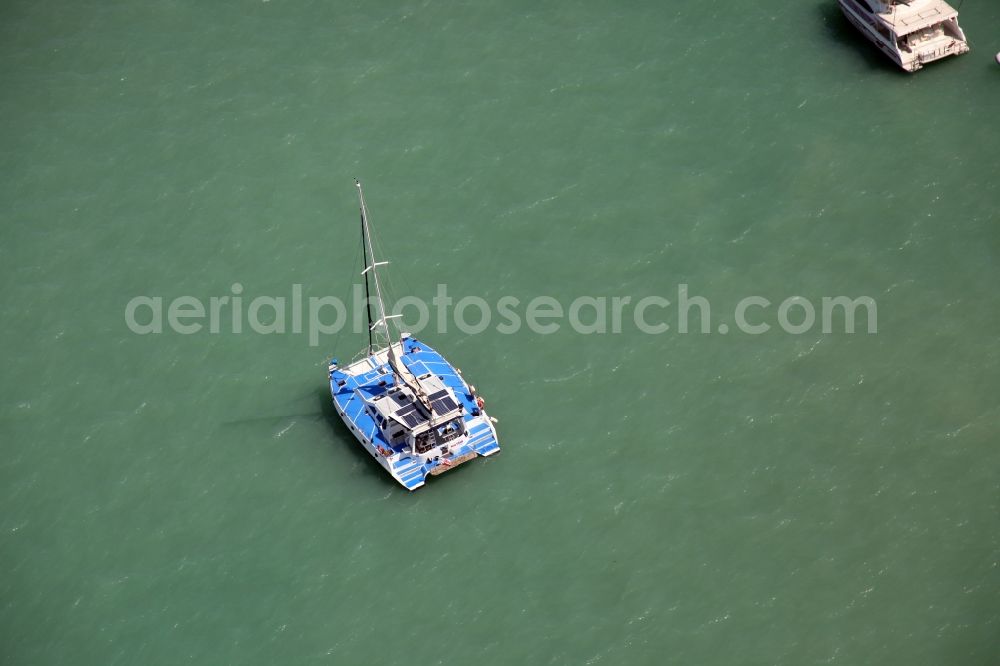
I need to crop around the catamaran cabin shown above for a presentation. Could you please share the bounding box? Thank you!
[366,374,466,457]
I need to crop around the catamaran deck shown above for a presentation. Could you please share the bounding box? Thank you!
[331,337,499,489]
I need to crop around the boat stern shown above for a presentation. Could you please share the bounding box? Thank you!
[386,416,500,490]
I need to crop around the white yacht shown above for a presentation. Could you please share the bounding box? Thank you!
[838,0,969,72]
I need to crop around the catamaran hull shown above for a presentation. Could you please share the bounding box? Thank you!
[332,400,497,490]
[329,337,500,491]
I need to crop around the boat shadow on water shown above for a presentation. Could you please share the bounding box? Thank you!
[220,390,399,490]
[817,2,910,74]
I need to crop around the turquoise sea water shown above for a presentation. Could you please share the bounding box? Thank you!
[2,2,998,664]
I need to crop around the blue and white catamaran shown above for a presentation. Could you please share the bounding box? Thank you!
[327,181,500,490]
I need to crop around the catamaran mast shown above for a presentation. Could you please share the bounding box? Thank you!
[360,194,374,354]
[356,179,394,354]
[354,179,434,414]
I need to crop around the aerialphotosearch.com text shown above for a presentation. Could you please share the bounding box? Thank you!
[124,283,878,346]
